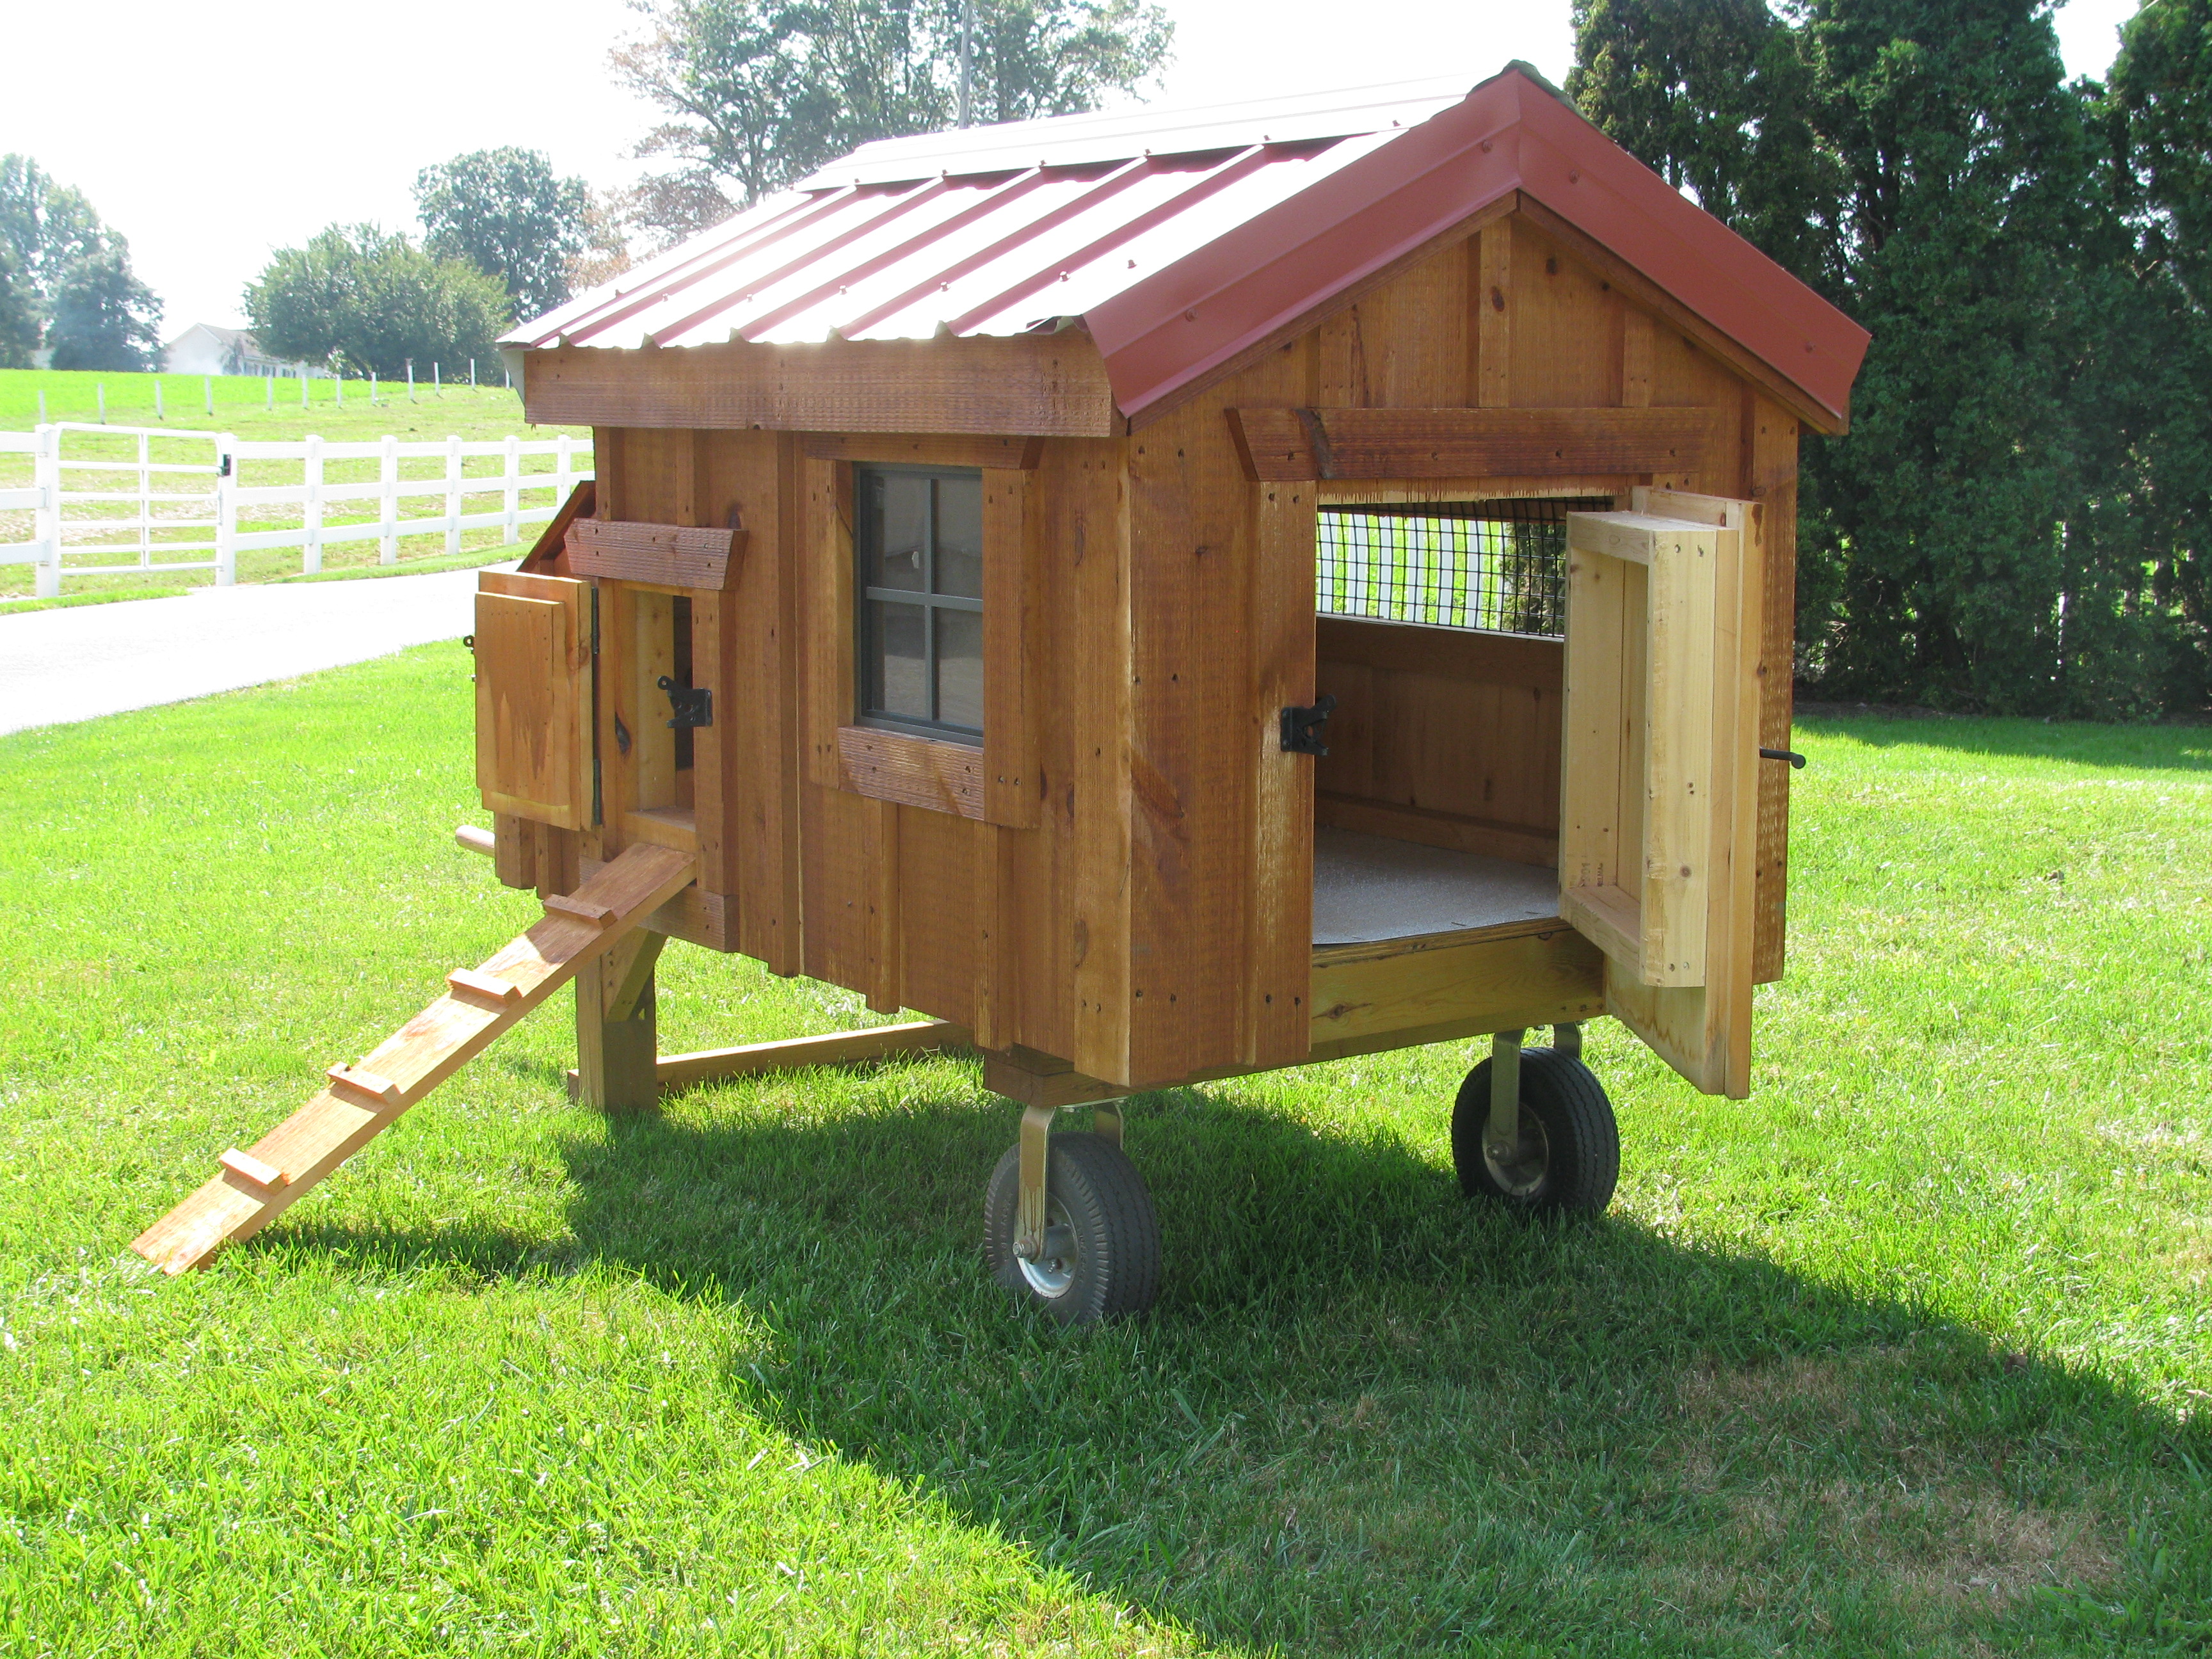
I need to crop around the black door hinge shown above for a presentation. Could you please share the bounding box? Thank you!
[1280,694,1338,757]
[659,676,712,730]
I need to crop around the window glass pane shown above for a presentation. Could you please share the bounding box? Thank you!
[934,474,984,599]
[935,605,984,730]
[868,601,929,719]
[870,472,928,592]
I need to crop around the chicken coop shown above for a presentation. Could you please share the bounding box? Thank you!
[138,63,1869,1323]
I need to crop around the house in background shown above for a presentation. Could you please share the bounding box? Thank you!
[162,323,328,378]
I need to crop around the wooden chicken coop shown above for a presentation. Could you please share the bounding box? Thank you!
[138,65,1868,1322]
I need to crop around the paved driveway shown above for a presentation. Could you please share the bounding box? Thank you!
[0,565,510,736]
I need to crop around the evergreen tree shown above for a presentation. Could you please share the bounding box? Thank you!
[47,239,164,371]
[2096,0,2212,709]
[1570,0,2186,714]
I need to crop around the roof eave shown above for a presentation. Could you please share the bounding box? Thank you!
[1086,68,1864,437]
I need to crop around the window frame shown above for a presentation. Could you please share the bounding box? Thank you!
[853,463,986,746]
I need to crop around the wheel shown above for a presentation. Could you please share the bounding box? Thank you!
[1450,1046,1619,1215]
[983,1130,1161,1324]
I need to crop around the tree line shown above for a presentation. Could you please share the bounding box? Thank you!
[1571,0,2211,716]
[0,158,164,372]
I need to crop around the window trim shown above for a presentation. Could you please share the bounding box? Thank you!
[854,463,986,746]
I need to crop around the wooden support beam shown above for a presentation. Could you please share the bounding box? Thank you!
[132,844,698,1276]
[567,1020,972,1095]
[575,930,666,1114]
[1228,406,1724,482]
[523,337,1118,437]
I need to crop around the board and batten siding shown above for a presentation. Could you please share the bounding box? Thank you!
[556,203,1799,1092]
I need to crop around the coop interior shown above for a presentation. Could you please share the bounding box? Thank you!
[1310,497,1608,948]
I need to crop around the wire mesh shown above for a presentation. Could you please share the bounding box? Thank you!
[1315,497,1614,637]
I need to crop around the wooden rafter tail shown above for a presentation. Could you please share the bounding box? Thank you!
[131,844,698,1276]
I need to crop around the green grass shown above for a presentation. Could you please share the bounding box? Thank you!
[0,584,192,615]
[0,367,541,435]
[1,660,2208,1656]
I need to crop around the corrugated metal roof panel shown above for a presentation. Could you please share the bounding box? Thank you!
[508,65,1869,431]
[796,75,1475,186]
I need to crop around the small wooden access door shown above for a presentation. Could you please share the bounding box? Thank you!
[474,570,594,830]
[1558,488,1765,1098]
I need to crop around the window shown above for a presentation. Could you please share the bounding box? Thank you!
[856,465,985,742]
[1316,497,1614,638]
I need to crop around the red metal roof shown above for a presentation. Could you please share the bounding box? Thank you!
[511,67,1868,430]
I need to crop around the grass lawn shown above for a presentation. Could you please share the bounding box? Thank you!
[1,654,2207,1656]
[0,369,540,435]
[0,371,587,604]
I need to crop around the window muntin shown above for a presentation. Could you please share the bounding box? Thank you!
[1316,497,1614,638]
[856,465,985,742]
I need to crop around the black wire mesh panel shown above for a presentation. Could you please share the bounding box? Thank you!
[1315,497,1614,637]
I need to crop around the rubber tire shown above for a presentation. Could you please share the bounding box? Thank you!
[1450,1046,1620,1215]
[983,1130,1162,1324]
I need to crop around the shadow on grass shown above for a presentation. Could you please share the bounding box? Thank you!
[275,1070,2212,1656]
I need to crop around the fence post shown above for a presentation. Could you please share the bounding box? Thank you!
[155,380,164,421]
[214,433,239,586]
[379,434,399,565]
[137,431,151,569]
[444,434,462,557]
[304,433,325,574]
[556,434,574,503]
[203,376,212,416]
[32,424,60,598]
[502,434,520,544]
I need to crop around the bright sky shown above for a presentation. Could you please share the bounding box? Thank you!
[0,0,2144,336]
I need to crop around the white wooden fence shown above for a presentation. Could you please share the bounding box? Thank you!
[0,423,593,598]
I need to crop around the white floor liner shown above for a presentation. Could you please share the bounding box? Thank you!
[1312,826,1559,945]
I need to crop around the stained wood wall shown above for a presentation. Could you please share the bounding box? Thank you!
[565,205,1799,1092]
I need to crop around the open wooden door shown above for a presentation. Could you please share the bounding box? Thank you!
[1557,488,1765,1097]
[474,570,594,830]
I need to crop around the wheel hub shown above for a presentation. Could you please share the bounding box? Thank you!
[1484,1110,1550,1198]
[1018,1206,1078,1297]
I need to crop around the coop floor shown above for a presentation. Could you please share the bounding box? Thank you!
[1311,826,1560,946]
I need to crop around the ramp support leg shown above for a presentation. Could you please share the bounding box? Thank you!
[576,930,664,1114]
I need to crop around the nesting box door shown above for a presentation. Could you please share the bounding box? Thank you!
[1558,490,1764,1098]
[474,570,593,830]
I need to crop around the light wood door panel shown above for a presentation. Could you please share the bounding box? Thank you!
[475,570,593,829]
[1559,489,1763,1096]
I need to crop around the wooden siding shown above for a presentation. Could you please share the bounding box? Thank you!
[518,203,1795,1094]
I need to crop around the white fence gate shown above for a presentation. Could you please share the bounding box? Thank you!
[0,424,593,598]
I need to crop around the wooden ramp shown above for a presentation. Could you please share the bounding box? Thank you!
[133,844,698,1276]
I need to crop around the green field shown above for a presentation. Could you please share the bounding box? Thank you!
[0,366,534,435]
[0,371,589,603]
[1,660,2207,1655]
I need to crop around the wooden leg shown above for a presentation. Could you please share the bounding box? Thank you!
[576,930,666,1113]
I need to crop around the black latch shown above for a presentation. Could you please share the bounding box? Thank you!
[1280,694,1338,757]
[1759,746,1807,770]
[657,676,712,730]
